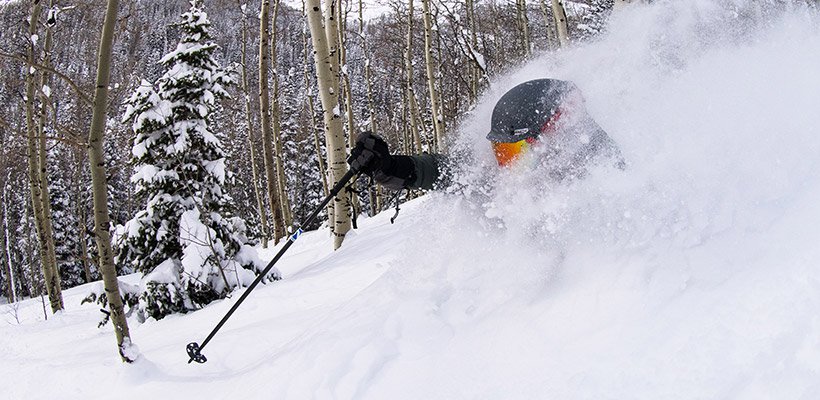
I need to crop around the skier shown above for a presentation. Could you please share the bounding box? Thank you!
[348,78,623,190]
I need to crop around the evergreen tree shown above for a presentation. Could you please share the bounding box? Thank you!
[49,142,86,288]
[281,76,324,229]
[276,70,326,229]
[119,0,277,320]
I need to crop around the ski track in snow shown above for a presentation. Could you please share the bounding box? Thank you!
[3,2,820,399]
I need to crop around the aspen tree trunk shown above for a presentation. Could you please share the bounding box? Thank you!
[0,151,9,302]
[405,0,424,153]
[538,0,555,50]
[411,93,426,152]
[465,0,479,103]
[358,0,377,136]
[325,0,351,242]
[358,0,380,214]
[337,0,361,215]
[400,92,410,155]
[302,1,329,198]
[550,0,570,47]
[306,0,353,249]
[25,0,63,313]
[434,18,450,135]
[5,192,20,302]
[87,0,135,363]
[421,0,445,152]
[0,158,12,302]
[36,7,62,305]
[488,2,505,62]
[273,129,293,230]
[259,0,285,244]
[0,121,5,297]
[517,0,531,57]
[239,2,270,248]
[338,0,356,151]
[269,0,294,229]
[309,2,336,227]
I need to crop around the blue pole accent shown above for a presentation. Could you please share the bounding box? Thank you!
[289,228,304,242]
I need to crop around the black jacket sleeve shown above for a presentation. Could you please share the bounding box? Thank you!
[373,153,445,191]
[408,153,443,190]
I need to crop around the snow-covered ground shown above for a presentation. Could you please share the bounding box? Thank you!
[3,2,820,399]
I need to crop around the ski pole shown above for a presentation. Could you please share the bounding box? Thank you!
[187,168,360,364]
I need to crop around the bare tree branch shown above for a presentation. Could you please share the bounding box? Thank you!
[0,51,93,107]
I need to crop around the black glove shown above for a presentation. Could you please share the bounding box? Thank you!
[347,132,416,190]
[348,132,395,174]
[373,155,416,190]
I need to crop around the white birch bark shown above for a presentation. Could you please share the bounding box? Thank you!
[337,0,361,214]
[269,0,294,229]
[405,0,424,153]
[550,0,570,48]
[358,0,381,214]
[239,3,270,248]
[465,0,479,102]
[517,0,531,56]
[421,0,445,152]
[538,0,555,49]
[36,7,62,309]
[306,0,352,249]
[302,0,329,198]
[338,1,356,150]
[259,0,285,243]
[358,0,377,136]
[25,0,63,313]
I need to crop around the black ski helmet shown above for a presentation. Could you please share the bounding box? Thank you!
[486,79,578,143]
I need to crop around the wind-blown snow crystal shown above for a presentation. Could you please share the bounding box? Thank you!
[391,2,820,397]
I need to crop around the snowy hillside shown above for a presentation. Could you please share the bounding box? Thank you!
[3,2,820,399]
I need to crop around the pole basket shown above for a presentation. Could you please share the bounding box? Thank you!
[187,342,207,364]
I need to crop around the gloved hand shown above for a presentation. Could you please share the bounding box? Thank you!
[348,132,395,175]
[347,132,417,190]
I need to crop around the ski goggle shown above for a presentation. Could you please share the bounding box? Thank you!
[491,136,538,167]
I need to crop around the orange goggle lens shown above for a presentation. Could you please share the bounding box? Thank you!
[492,138,533,166]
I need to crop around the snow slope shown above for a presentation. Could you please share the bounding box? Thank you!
[3,1,820,399]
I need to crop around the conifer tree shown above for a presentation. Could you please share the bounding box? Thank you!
[281,76,324,229]
[119,1,277,320]
[49,142,86,288]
